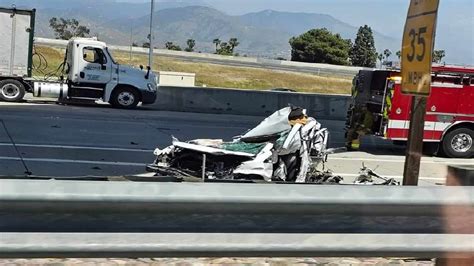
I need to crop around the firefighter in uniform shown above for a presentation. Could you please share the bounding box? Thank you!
[346,75,374,150]
[346,104,374,150]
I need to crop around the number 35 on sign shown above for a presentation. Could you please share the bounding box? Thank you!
[401,0,440,96]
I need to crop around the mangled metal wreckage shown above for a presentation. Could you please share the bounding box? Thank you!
[147,107,398,185]
[147,107,330,183]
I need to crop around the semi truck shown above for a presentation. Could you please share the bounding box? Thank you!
[0,7,157,109]
[346,65,474,158]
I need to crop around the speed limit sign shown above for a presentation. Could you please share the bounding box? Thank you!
[401,0,440,96]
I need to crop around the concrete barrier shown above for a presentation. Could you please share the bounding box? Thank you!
[154,86,351,120]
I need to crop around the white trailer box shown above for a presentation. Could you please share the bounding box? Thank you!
[0,7,35,77]
[157,71,196,87]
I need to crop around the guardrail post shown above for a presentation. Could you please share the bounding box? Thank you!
[436,165,474,266]
[445,165,473,186]
[436,257,474,266]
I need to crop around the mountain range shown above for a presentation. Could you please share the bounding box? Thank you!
[1,0,471,64]
[30,5,400,59]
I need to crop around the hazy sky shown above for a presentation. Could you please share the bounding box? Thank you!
[4,0,470,63]
[115,0,473,64]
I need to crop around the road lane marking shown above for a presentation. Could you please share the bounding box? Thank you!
[0,155,444,182]
[0,156,147,167]
[134,173,156,177]
[0,143,154,153]
[329,157,472,165]
[134,172,444,182]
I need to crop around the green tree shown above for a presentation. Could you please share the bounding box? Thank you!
[396,50,401,60]
[217,42,232,55]
[376,52,384,66]
[349,25,377,67]
[229,38,240,53]
[142,42,150,48]
[383,49,392,61]
[289,28,351,65]
[216,38,239,55]
[213,38,221,52]
[165,42,182,51]
[49,17,90,40]
[185,39,196,52]
[433,50,446,63]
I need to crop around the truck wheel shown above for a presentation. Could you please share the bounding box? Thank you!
[441,128,473,158]
[110,87,140,109]
[0,79,25,102]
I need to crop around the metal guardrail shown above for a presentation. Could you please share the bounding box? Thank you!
[0,179,473,258]
[2,233,472,258]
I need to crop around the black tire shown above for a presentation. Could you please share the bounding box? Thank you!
[110,86,140,109]
[441,128,474,158]
[0,79,25,102]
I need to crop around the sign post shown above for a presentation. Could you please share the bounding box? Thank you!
[148,0,155,69]
[401,0,440,185]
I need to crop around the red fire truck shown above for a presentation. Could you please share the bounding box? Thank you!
[346,65,474,158]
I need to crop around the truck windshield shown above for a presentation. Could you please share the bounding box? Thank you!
[106,47,117,64]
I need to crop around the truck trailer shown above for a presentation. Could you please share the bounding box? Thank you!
[0,7,157,108]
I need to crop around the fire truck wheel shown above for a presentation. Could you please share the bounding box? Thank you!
[0,79,26,102]
[442,128,474,158]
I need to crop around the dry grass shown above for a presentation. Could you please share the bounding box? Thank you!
[33,46,352,94]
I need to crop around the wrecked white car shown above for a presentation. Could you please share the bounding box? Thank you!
[146,107,333,183]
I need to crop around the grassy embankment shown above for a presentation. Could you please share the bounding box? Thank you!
[33,46,352,94]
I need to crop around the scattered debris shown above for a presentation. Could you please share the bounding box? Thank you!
[354,163,400,186]
[307,168,344,184]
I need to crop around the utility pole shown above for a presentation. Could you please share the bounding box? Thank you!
[129,23,133,64]
[148,0,155,69]
[402,96,428,185]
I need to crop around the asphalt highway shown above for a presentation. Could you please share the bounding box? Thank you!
[0,97,471,185]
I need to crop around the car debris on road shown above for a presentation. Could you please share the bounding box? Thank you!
[354,163,400,186]
[146,106,399,185]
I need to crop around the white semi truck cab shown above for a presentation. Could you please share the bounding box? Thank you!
[0,7,157,109]
[35,38,158,108]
